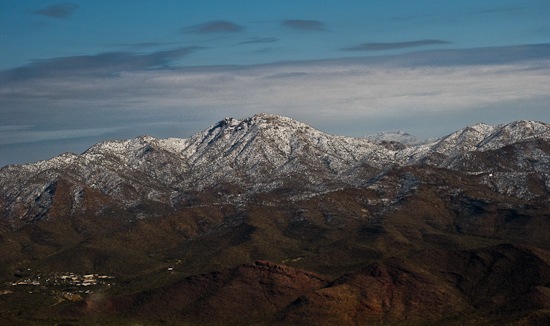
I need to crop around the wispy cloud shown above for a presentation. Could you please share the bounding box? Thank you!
[344,40,450,51]
[0,126,123,146]
[0,47,203,81]
[182,20,244,34]
[0,125,33,132]
[1,44,549,165]
[239,37,279,45]
[110,41,186,50]
[282,20,326,31]
[31,2,79,19]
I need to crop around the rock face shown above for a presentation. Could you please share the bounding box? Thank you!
[110,260,330,325]
[79,251,550,325]
[279,245,550,326]
[0,114,548,325]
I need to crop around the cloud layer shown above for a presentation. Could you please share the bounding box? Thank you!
[32,2,79,19]
[1,44,549,166]
[239,37,279,45]
[344,40,451,51]
[182,20,244,34]
[1,47,202,81]
[282,20,326,31]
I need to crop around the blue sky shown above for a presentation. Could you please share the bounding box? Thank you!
[1,1,549,166]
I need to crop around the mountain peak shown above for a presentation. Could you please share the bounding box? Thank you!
[367,130,422,145]
[0,116,548,227]
[183,113,369,181]
[203,113,311,141]
[245,113,305,128]
[252,112,285,120]
[428,120,549,157]
[499,120,548,134]
[465,122,493,132]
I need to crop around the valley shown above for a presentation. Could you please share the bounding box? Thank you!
[0,114,548,325]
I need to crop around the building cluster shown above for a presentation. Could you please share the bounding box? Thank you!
[8,272,114,288]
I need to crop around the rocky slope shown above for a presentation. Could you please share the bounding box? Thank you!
[0,114,548,226]
[0,114,548,325]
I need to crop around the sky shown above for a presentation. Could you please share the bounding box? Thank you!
[1,0,549,166]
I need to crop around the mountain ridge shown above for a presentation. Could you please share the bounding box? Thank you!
[0,114,549,325]
[0,114,548,227]
[4,114,547,170]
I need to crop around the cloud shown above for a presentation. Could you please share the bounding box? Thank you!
[32,2,79,19]
[282,20,326,31]
[344,40,450,51]
[182,20,244,34]
[1,44,549,166]
[0,125,33,132]
[0,126,123,146]
[0,47,203,81]
[239,37,279,45]
[389,44,550,66]
[110,41,185,50]
[263,72,309,79]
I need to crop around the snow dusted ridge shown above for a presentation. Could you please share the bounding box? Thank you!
[0,113,548,224]
[366,131,425,146]
[429,120,550,156]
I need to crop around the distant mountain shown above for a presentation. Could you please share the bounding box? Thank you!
[1,114,547,226]
[366,130,424,145]
[0,114,548,325]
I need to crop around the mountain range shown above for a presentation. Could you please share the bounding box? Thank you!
[0,113,549,325]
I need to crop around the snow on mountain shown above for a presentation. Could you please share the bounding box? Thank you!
[477,120,550,150]
[367,130,424,146]
[177,113,390,189]
[0,114,548,224]
[430,123,496,156]
[430,120,549,156]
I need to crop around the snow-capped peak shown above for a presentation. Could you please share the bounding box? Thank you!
[477,120,549,150]
[427,119,549,157]
[367,130,423,145]
[0,115,548,226]
[180,113,378,177]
